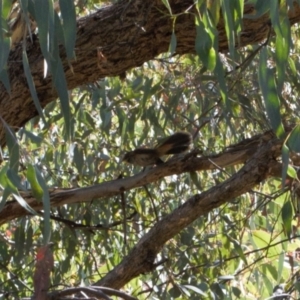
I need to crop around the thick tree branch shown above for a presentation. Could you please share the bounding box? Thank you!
[1,1,300,147]
[0,130,276,225]
[95,139,282,288]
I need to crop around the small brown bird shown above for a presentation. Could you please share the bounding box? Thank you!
[123,132,192,167]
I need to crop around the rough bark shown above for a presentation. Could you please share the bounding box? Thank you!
[1,0,300,147]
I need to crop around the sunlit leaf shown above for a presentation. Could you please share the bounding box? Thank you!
[183,285,207,296]
[195,14,216,70]
[27,164,44,201]
[35,168,51,244]
[13,190,37,215]
[161,0,172,15]
[251,230,282,257]
[221,0,243,57]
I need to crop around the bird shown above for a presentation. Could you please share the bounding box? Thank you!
[123,132,192,167]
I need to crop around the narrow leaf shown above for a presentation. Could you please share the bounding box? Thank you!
[23,50,46,122]
[258,47,284,138]
[27,164,44,201]
[195,15,216,71]
[59,0,77,59]
[35,167,51,243]
[169,31,177,56]
[281,144,289,188]
[13,191,37,215]
[34,0,50,61]
[287,124,300,152]
[161,0,172,15]
[1,117,20,172]
[282,200,293,238]
[53,58,71,140]
[0,37,10,72]
[275,15,290,92]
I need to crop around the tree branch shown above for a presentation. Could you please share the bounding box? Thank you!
[95,139,281,288]
[1,0,300,147]
[0,131,276,224]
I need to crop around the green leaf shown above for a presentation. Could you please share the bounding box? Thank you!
[34,0,50,61]
[252,230,282,257]
[22,129,43,145]
[13,191,37,215]
[0,164,10,211]
[215,55,229,105]
[288,56,297,76]
[252,230,271,248]
[19,0,35,41]
[274,15,290,92]
[208,0,220,26]
[258,47,284,138]
[59,0,77,59]
[183,285,207,297]
[264,264,278,281]
[0,37,10,91]
[53,57,71,140]
[281,200,293,238]
[73,144,84,174]
[221,0,242,58]
[35,167,51,244]
[22,50,46,122]
[2,0,13,18]
[26,164,44,201]
[1,118,20,172]
[287,124,300,152]
[2,168,37,215]
[210,282,224,299]
[253,1,270,18]
[190,171,202,190]
[169,31,177,56]
[270,0,280,33]
[195,15,216,71]
[161,0,172,15]
[0,37,10,72]
[231,238,247,264]
[281,144,289,188]
[286,165,297,179]
[6,169,23,190]
[277,251,285,281]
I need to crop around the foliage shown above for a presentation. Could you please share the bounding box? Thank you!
[1,0,300,299]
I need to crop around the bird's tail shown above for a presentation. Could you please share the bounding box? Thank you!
[155,132,192,156]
